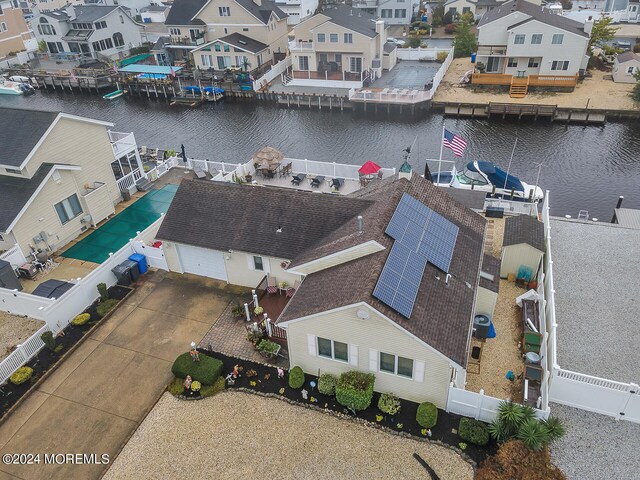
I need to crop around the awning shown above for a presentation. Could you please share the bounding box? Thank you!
[119,65,183,74]
[118,53,152,68]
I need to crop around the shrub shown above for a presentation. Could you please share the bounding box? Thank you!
[171,352,223,385]
[318,373,338,396]
[437,51,449,63]
[167,377,185,395]
[200,376,226,397]
[97,282,108,302]
[476,440,566,480]
[416,402,438,428]
[409,37,421,48]
[335,371,375,411]
[97,299,119,317]
[288,366,305,389]
[444,23,458,34]
[378,393,401,415]
[632,82,640,102]
[190,380,202,392]
[71,313,91,326]
[542,416,566,443]
[458,417,490,446]
[10,366,33,385]
[257,339,280,358]
[41,331,57,351]
[634,42,640,53]
[517,418,551,451]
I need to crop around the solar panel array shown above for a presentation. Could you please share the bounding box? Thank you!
[373,193,459,318]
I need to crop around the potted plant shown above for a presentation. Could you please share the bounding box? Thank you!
[278,281,288,289]
[257,339,281,359]
[254,306,264,316]
[231,304,245,319]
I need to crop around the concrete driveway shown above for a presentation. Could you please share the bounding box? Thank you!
[373,60,441,90]
[0,272,237,480]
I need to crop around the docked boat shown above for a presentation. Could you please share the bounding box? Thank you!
[103,89,125,100]
[0,79,35,95]
[433,161,544,201]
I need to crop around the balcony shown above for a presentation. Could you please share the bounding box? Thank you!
[288,40,313,52]
[109,131,138,158]
[169,36,206,47]
[476,45,508,57]
[352,0,378,7]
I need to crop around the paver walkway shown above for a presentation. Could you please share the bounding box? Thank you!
[0,271,237,480]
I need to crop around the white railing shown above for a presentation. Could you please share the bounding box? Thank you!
[187,158,241,177]
[431,47,454,96]
[0,324,51,385]
[484,198,539,216]
[131,240,168,270]
[253,57,292,91]
[116,168,144,192]
[0,244,28,267]
[288,40,314,51]
[396,47,451,61]
[109,131,138,158]
[284,158,395,180]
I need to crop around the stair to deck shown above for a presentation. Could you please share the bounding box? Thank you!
[509,76,529,98]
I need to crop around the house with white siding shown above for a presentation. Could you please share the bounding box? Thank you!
[0,107,141,257]
[612,51,640,83]
[351,0,413,25]
[156,171,498,407]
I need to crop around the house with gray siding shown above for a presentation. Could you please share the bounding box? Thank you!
[351,0,414,25]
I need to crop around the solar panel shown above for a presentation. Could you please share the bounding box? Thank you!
[373,193,460,319]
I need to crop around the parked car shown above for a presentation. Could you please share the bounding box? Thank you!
[613,40,632,51]
[386,38,406,47]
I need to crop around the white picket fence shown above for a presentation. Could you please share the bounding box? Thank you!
[253,57,292,91]
[396,47,450,61]
[0,325,52,386]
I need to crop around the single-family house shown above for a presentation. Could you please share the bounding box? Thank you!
[30,0,84,14]
[272,0,318,25]
[0,107,142,257]
[474,0,591,96]
[287,5,396,87]
[31,5,143,59]
[603,0,639,23]
[0,0,34,58]
[500,214,544,279]
[157,173,494,407]
[351,0,413,26]
[612,51,640,83]
[165,0,288,70]
[445,0,539,21]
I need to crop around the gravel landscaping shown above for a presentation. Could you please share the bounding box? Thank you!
[104,391,474,480]
[550,403,640,480]
[0,312,44,360]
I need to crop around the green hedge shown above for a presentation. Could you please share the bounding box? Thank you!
[318,373,338,396]
[458,417,490,446]
[288,366,305,389]
[335,371,375,411]
[171,352,223,385]
[416,402,438,428]
[97,298,119,317]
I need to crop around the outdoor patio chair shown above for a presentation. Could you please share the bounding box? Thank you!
[311,175,325,188]
[291,173,306,185]
[140,146,147,156]
[286,280,301,298]
[331,178,344,191]
[266,275,278,295]
[194,166,207,179]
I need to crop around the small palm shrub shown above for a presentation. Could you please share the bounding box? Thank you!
[416,402,438,428]
[40,331,63,352]
[97,282,108,302]
[318,373,338,396]
[542,416,566,442]
[378,393,401,415]
[288,366,305,389]
[517,418,551,451]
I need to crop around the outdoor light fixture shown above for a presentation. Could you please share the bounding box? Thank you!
[190,341,196,349]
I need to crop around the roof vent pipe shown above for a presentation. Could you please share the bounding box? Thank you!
[357,215,363,235]
[445,273,452,285]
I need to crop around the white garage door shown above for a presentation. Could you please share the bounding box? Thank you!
[177,244,228,281]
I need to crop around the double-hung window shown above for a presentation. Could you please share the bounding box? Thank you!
[317,337,349,362]
[551,60,569,71]
[514,34,525,44]
[552,34,564,45]
[531,34,542,44]
[379,352,413,378]
[55,194,82,225]
[253,255,264,271]
[507,57,517,68]
[344,33,352,43]
[219,6,230,16]
[317,33,325,42]
[330,33,338,43]
[528,57,540,68]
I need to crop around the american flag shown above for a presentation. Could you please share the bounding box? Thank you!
[170,66,176,78]
[443,128,468,157]
[112,61,118,73]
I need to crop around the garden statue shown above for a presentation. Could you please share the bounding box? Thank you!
[233,364,241,378]
[190,348,200,362]
[225,373,235,385]
[184,375,192,391]
[301,389,308,400]
[277,367,285,379]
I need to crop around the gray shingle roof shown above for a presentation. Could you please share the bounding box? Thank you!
[0,108,59,168]
[318,4,379,38]
[478,0,588,38]
[616,51,640,64]
[236,0,286,23]
[156,180,372,259]
[165,0,207,25]
[503,214,545,251]
[218,33,268,54]
[71,5,119,22]
[0,163,55,232]
[279,174,487,368]
[480,254,500,293]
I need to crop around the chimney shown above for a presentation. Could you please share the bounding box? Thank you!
[376,20,386,58]
[583,16,594,36]
[65,4,76,20]
[254,0,262,6]
[357,215,363,235]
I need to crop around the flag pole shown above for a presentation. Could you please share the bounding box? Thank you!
[503,137,517,189]
[437,124,445,184]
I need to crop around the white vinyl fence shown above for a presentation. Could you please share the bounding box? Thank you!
[396,47,450,61]
[0,244,28,267]
[253,57,292,91]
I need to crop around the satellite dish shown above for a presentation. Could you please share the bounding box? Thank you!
[356,309,369,319]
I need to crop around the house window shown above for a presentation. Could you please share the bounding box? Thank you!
[317,337,349,362]
[95,20,107,29]
[381,9,392,17]
[330,33,338,43]
[317,32,325,42]
[217,56,231,69]
[223,44,230,52]
[0,22,6,32]
[379,352,413,378]
[514,34,525,44]
[55,194,82,225]
[394,9,406,18]
[201,54,212,67]
[531,34,542,44]
[298,55,309,70]
[507,57,517,68]
[170,27,181,35]
[253,255,264,271]
[113,32,124,47]
[38,17,55,35]
[350,56,362,72]
[463,6,470,13]
[214,43,221,51]
[551,60,569,71]
[243,27,248,32]
[119,15,124,24]
[0,233,4,242]
[528,57,540,68]
[219,6,230,16]
[448,7,456,14]
[627,66,636,74]
[344,33,352,43]
[552,34,564,45]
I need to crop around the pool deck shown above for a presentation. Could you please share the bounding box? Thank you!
[551,217,640,383]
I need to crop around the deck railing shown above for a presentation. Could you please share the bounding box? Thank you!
[116,168,143,192]
[472,73,578,87]
[529,74,578,87]
[471,73,512,85]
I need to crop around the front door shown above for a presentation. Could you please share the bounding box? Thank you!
[350,56,362,73]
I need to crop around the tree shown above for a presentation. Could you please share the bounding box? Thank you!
[588,16,619,51]
[431,1,445,27]
[453,12,477,58]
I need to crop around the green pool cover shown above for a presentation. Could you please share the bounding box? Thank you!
[62,184,178,263]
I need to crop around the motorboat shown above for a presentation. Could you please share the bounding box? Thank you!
[433,161,544,201]
[0,79,35,95]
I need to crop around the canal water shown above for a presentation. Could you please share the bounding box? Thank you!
[2,92,639,219]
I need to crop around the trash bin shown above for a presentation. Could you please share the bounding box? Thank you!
[471,52,477,63]
[128,253,148,275]
[123,259,140,282]
[112,263,132,286]
[120,189,131,201]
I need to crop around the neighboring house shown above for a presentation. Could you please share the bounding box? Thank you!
[84,0,158,15]
[500,214,544,279]
[612,51,640,83]
[30,0,84,14]
[30,5,143,59]
[150,34,170,64]
[351,0,414,25]
[475,0,591,96]
[288,5,396,87]
[0,107,140,257]
[157,173,497,407]
[0,0,34,58]
[603,0,639,23]
[141,5,169,22]
[274,0,318,25]
[165,0,288,69]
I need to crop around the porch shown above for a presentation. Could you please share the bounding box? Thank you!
[283,67,371,88]
[471,73,578,97]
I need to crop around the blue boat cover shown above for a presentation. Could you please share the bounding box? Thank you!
[467,161,524,192]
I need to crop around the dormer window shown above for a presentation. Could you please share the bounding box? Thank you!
[219,6,230,16]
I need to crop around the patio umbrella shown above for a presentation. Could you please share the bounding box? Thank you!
[358,160,382,175]
[181,144,187,163]
[424,161,433,183]
[252,146,284,170]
